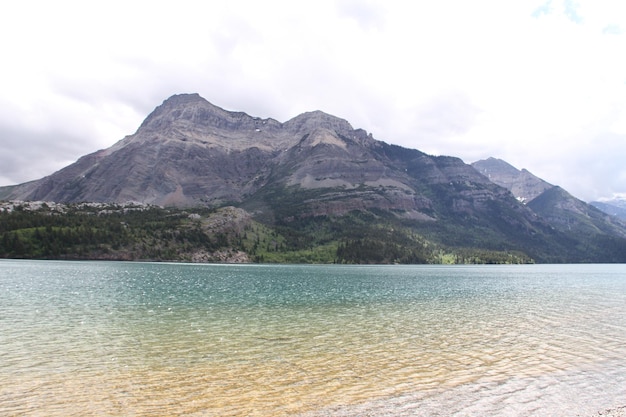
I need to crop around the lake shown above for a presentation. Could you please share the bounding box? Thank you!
[1,260,625,416]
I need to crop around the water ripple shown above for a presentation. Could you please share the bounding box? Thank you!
[1,261,625,416]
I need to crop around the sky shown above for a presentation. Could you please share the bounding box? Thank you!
[1,0,625,202]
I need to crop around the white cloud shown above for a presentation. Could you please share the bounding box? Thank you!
[0,0,625,201]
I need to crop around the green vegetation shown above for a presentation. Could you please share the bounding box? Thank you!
[0,201,535,264]
[0,203,232,261]
[238,202,533,264]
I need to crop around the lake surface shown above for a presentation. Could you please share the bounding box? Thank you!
[1,260,625,416]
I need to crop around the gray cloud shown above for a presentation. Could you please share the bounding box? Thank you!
[564,133,626,200]
[0,125,94,185]
[412,93,482,139]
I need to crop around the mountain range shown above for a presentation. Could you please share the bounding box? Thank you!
[590,197,626,221]
[2,93,626,263]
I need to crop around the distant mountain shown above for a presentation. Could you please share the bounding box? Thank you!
[2,94,626,263]
[471,157,553,203]
[591,198,626,221]
[472,158,626,260]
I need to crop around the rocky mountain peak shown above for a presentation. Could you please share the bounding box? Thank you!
[284,110,353,136]
[139,93,280,134]
[472,157,552,203]
[473,157,520,178]
[161,92,206,106]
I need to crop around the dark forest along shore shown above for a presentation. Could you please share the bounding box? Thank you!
[1,261,625,416]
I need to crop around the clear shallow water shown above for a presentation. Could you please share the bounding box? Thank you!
[1,260,625,416]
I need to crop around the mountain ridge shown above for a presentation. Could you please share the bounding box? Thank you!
[591,197,626,221]
[472,158,626,242]
[2,93,626,263]
[471,157,553,203]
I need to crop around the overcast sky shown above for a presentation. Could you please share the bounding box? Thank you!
[1,0,625,202]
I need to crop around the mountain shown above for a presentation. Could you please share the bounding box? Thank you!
[528,186,626,236]
[471,157,552,203]
[0,94,513,219]
[591,198,626,221]
[472,158,626,260]
[3,94,626,263]
[3,94,285,206]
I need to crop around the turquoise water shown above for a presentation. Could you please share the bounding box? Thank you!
[1,260,625,416]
